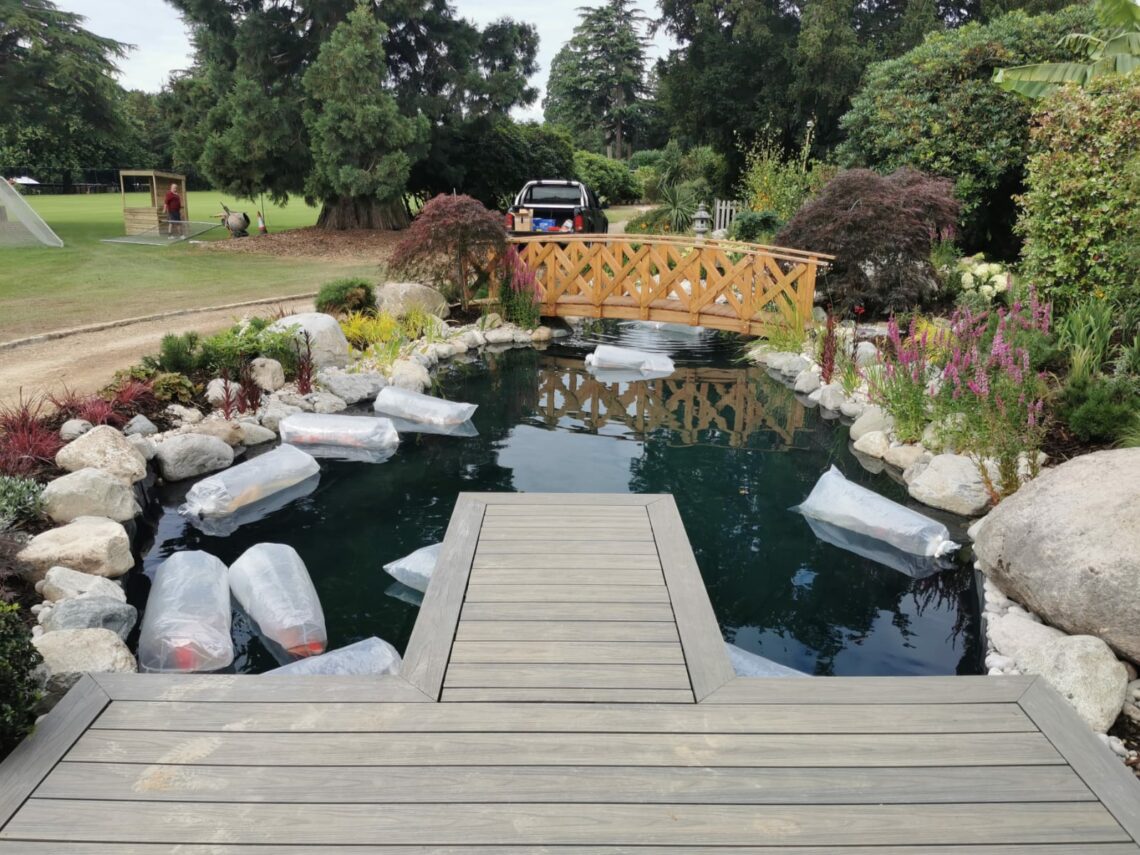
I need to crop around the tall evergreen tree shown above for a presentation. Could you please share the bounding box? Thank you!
[790,0,867,148]
[544,0,651,158]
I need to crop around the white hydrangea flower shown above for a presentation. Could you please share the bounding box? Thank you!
[980,284,995,299]
[994,276,1010,293]
[961,271,976,289]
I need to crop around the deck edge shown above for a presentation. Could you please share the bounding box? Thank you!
[1018,677,1140,843]
[0,674,109,831]
[647,496,734,702]
[400,493,487,700]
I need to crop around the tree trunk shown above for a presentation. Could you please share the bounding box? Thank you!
[316,196,410,230]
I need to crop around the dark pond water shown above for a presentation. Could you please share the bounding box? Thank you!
[136,322,984,676]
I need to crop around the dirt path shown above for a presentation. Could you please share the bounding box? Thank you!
[0,296,314,407]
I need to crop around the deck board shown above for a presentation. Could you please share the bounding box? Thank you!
[1,491,1137,852]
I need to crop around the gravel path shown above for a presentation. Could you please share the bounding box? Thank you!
[0,296,314,407]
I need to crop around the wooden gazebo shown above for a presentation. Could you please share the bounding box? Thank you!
[118,169,187,235]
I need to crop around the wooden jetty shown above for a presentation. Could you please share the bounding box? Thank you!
[1,492,1138,852]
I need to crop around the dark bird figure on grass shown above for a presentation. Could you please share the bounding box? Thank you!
[217,204,251,238]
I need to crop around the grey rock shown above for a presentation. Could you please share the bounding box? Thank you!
[188,419,244,446]
[853,430,889,459]
[123,414,158,437]
[238,423,277,446]
[39,565,126,603]
[18,517,134,580]
[389,359,431,392]
[1034,635,1129,733]
[849,405,893,441]
[33,628,136,700]
[793,370,820,394]
[839,399,864,419]
[60,419,93,441]
[155,434,234,481]
[205,377,237,406]
[56,425,147,484]
[269,312,350,369]
[818,385,847,412]
[972,448,1140,663]
[531,326,553,342]
[855,341,879,366]
[477,312,503,330]
[315,369,387,404]
[375,282,449,319]
[777,355,810,379]
[884,444,925,471]
[484,326,518,345]
[306,391,347,414]
[249,357,285,391]
[458,330,486,349]
[907,453,990,516]
[987,612,1066,668]
[41,595,137,641]
[126,434,157,460]
[164,404,203,426]
[41,468,139,524]
[259,400,303,433]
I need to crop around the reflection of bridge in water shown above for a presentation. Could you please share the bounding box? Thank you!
[536,359,806,448]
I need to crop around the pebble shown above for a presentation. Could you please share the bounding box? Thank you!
[985,653,1016,671]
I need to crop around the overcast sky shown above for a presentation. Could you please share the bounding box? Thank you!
[56,0,675,121]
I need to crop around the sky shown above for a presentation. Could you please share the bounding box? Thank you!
[56,0,676,121]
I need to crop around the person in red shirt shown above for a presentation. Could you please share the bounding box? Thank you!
[163,183,183,237]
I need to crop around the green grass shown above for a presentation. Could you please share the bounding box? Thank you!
[0,193,376,341]
[606,205,647,226]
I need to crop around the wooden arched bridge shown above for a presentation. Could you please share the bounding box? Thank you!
[537,359,806,448]
[510,234,832,334]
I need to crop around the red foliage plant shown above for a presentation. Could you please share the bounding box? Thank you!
[46,386,86,420]
[776,168,959,316]
[217,370,239,419]
[76,396,121,427]
[237,363,262,414]
[389,194,508,310]
[820,312,839,384]
[0,396,63,478]
[294,333,314,395]
[110,379,156,416]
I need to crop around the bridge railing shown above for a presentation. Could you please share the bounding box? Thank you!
[509,233,832,335]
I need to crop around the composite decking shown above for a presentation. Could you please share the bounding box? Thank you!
[1,492,1138,852]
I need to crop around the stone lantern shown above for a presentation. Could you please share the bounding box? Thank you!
[693,202,711,244]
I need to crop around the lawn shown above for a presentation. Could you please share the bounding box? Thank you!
[0,192,377,341]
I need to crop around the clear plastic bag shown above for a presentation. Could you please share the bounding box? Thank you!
[228,543,327,659]
[265,637,402,676]
[383,543,441,593]
[793,465,960,558]
[726,642,808,677]
[180,444,320,521]
[373,386,477,426]
[386,581,424,608]
[188,473,319,537]
[802,516,952,579]
[386,416,479,438]
[138,551,233,673]
[585,344,675,376]
[280,413,399,463]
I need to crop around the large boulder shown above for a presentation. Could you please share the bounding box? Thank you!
[884,444,925,471]
[269,312,350,369]
[33,628,136,699]
[1032,635,1129,733]
[154,434,234,481]
[41,595,137,641]
[793,369,820,394]
[37,565,126,603]
[988,612,1066,667]
[41,468,140,524]
[18,517,133,580]
[188,419,244,447]
[122,414,157,437]
[375,282,450,319]
[973,448,1140,663]
[56,425,147,484]
[907,453,990,516]
[388,359,431,392]
[315,368,387,404]
[852,430,889,459]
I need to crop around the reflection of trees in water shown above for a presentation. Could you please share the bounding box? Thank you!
[535,358,806,448]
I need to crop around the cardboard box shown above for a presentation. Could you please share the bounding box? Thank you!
[515,208,533,231]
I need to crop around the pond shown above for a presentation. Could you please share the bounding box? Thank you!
[136,322,984,677]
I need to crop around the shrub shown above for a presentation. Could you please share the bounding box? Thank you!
[340,311,403,351]
[389,194,507,309]
[660,183,697,232]
[1018,72,1140,312]
[776,168,959,315]
[730,210,782,243]
[148,331,202,376]
[634,166,662,203]
[315,278,376,316]
[625,207,672,235]
[738,131,832,224]
[197,323,298,378]
[629,149,664,170]
[956,255,1012,309]
[0,477,43,531]
[572,151,638,204]
[838,6,1098,255]
[0,602,41,758]
[498,248,542,330]
[868,316,948,443]
[0,397,62,479]
[1057,375,1140,444]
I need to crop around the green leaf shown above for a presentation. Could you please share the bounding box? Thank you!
[993,62,1094,99]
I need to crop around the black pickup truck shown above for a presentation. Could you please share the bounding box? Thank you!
[505,180,609,236]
